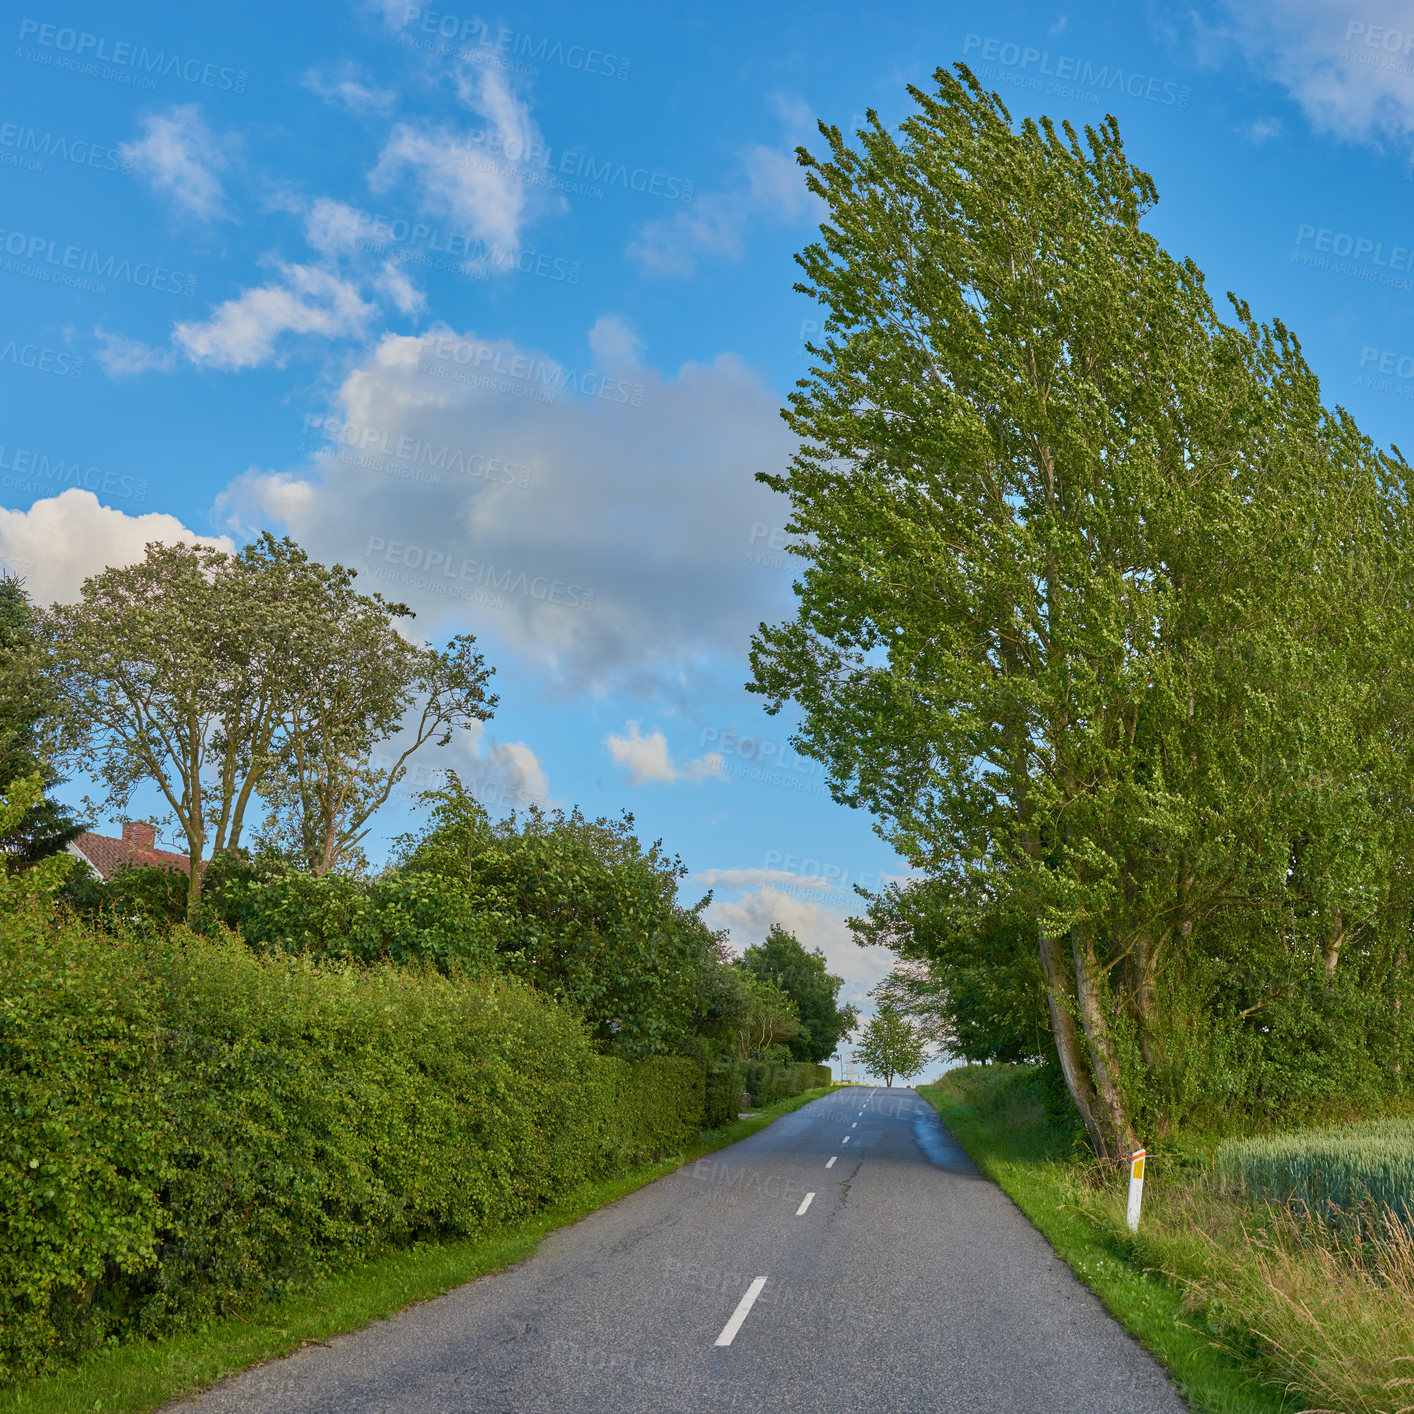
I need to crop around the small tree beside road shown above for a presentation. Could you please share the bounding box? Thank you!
[854,1006,928,1088]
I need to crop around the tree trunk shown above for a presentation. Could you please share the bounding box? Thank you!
[183,833,204,923]
[1070,928,1137,1160]
[1129,927,1162,1071]
[1323,909,1344,977]
[1037,928,1112,1157]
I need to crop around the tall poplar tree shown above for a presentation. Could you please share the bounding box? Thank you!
[749,67,1414,1158]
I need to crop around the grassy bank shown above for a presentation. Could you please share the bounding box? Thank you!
[2,1086,834,1414]
[921,1066,1414,1414]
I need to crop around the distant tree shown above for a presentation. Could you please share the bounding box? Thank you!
[853,1006,928,1088]
[740,924,858,1062]
[0,575,82,866]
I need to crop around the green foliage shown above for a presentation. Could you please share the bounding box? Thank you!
[231,867,495,974]
[45,535,496,917]
[398,781,705,1057]
[855,879,1048,1064]
[0,578,82,865]
[730,967,801,1062]
[0,911,702,1385]
[741,1059,827,1107]
[1217,1119,1414,1226]
[703,1064,745,1127]
[739,924,857,1062]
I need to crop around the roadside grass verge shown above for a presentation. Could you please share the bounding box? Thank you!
[917,1069,1295,1414]
[2,1086,835,1414]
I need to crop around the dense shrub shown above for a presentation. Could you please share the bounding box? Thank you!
[703,1063,744,1128]
[0,915,702,1383]
[741,1059,829,1107]
[233,868,496,974]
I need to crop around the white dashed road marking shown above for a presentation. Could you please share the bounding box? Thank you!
[715,1277,768,1347]
[797,1192,815,1216]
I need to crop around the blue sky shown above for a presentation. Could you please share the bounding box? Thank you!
[4,0,1414,1037]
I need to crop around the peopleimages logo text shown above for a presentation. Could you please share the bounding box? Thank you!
[961,34,1191,106]
[364,536,596,611]
[0,122,131,173]
[17,20,248,91]
[0,229,196,295]
[1295,224,1414,269]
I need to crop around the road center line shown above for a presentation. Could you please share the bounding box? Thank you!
[715,1276,768,1347]
[851,1122,857,1128]
[796,1192,815,1215]
[826,1156,837,1168]
[842,1135,850,1143]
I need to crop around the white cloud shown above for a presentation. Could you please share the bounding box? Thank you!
[694,867,833,891]
[1244,116,1285,142]
[217,317,797,691]
[303,62,397,115]
[304,197,367,255]
[94,327,175,377]
[370,67,549,253]
[120,105,230,222]
[487,737,550,803]
[702,884,895,1013]
[173,263,377,370]
[629,97,821,277]
[0,490,233,605]
[373,260,426,316]
[1218,0,1414,143]
[379,718,553,816]
[604,721,727,786]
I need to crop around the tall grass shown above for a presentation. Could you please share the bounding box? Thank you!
[1216,1118,1414,1226]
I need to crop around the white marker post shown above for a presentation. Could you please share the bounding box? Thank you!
[1126,1148,1146,1232]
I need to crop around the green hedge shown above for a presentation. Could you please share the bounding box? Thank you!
[742,1059,831,1107]
[703,1064,744,1128]
[0,909,702,1384]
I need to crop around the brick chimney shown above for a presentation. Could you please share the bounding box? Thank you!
[121,821,157,849]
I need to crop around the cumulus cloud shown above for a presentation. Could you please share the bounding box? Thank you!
[1217,0,1414,143]
[372,260,426,316]
[173,263,378,370]
[629,96,821,277]
[216,316,796,691]
[302,62,397,115]
[0,490,233,605]
[370,67,549,253]
[604,721,727,786]
[94,328,176,377]
[702,884,896,1012]
[694,867,832,891]
[303,197,367,255]
[120,106,231,222]
[377,717,553,817]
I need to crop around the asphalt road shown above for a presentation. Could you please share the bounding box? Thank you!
[167,1088,1188,1413]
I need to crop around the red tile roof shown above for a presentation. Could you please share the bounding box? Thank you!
[71,830,191,880]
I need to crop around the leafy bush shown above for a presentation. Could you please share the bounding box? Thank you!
[1217,1117,1414,1225]
[233,868,495,974]
[703,1063,744,1128]
[741,1059,826,1107]
[0,916,702,1384]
